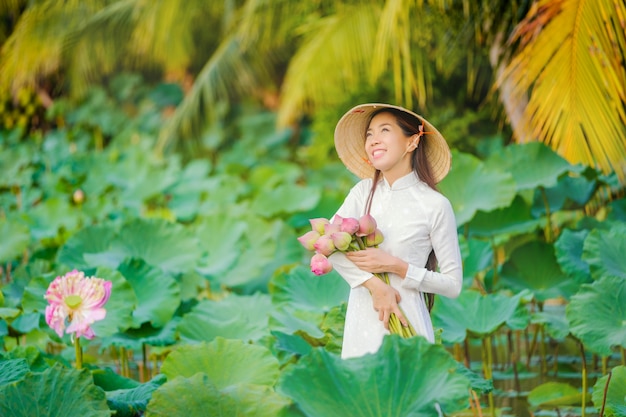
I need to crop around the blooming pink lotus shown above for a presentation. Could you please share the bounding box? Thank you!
[44,270,112,340]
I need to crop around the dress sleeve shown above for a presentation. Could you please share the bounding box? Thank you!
[401,197,463,298]
[328,181,375,289]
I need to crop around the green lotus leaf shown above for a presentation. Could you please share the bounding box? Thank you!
[500,240,578,301]
[531,304,570,341]
[0,364,111,417]
[0,219,30,263]
[554,229,592,283]
[21,276,50,313]
[248,162,303,189]
[90,267,137,338]
[56,224,121,271]
[582,222,626,280]
[114,218,202,275]
[0,145,34,188]
[431,290,525,343]
[20,197,83,240]
[177,293,271,343]
[0,359,29,387]
[0,320,7,337]
[467,196,543,243]
[269,306,326,339]
[9,312,41,334]
[592,366,626,417]
[527,381,582,406]
[270,266,349,312]
[117,259,180,328]
[161,337,280,388]
[531,172,597,217]
[0,307,21,320]
[106,374,167,417]
[485,142,573,191]
[1,345,49,371]
[461,238,493,281]
[251,183,321,217]
[607,198,626,222]
[566,276,626,357]
[271,331,313,360]
[91,367,140,391]
[278,335,470,417]
[145,373,289,417]
[438,150,516,225]
[194,215,247,277]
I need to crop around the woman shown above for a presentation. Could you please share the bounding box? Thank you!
[330,103,463,359]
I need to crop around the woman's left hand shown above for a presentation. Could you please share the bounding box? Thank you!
[346,248,408,277]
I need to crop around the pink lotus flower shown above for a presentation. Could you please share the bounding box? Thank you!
[331,232,353,251]
[339,217,360,234]
[297,230,321,251]
[313,235,335,256]
[365,229,384,247]
[309,218,330,234]
[357,214,377,236]
[44,270,112,340]
[310,253,333,276]
[323,222,341,235]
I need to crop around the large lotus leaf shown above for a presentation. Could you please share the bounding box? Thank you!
[531,304,570,341]
[461,238,493,281]
[527,382,582,406]
[431,290,525,343]
[20,197,83,240]
[566,276,626,357]
[106,374,166,417]
[0,359,29,387]
[99,319,180,351]
[269,306,326,339]
[56,224,121,270]
[248,162,303,190]
[90,267,137,337]
[485,142,573,192]
[92,367,140,391]
[145,373,289,417]
[0,219,30,263]
[9,312,41,334]
[21,276,51,313]
[582,222,626,280]
[270,266,349,312]
[438,150,516,225]
[161,337,280,388]
[467,196,543,243]
[177,293,271,343]
[117,259,180,328]
[194,215,247,277]
[531,172,597,217]
[251,183,321,217]
[166,161,214,221]
[113,218,202,274]
[0,145,34,188]
[1,345,49,372]
[607,198,626,222]
[500,241,577,301]
[0,364,111,417]
[278,335,470,417]
[554,229,592,283]
[592,366,626,417]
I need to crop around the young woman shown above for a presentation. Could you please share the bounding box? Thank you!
[330,103,463,359]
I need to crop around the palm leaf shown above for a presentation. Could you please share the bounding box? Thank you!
[499,0,626,182]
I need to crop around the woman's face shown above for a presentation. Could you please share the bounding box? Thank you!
[365,112,417,182]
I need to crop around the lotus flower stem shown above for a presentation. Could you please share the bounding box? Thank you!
[74,336,82,369]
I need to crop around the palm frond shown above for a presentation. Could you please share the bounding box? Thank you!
[499,0,626,181]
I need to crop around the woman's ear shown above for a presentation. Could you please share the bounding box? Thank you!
[408,134,420,151]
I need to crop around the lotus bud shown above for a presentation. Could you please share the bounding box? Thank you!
[297,230,321,251]
[324,223,341,235]
[309,218,330,234]
[339,217,360,234]
[310,253,333,276]
[365,229,384,247]
[331,232,353,251]
[357,214,377,236]
[313,235,335,256]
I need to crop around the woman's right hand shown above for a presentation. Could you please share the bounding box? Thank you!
[362,276,408,330]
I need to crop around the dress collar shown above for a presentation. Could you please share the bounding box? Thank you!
[381,171,420,190]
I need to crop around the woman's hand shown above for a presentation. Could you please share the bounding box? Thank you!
[362,277,408,329]
[346,248,408,277]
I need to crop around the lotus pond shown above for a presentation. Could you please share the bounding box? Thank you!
[1,80,625,416]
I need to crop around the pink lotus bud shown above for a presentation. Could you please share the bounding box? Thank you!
[309,218,330,234]
[339,217,360,234]
[332,214,344,224]
[331,232,353,251]
[297,230,321,251]
[313,235,335,256]
[324,223,341,235]
[357,214,377,236]
[365,229,384,247]
[310,253,333,276]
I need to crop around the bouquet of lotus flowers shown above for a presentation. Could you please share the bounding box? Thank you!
[297,214,416,338]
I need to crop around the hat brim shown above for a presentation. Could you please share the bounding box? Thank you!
[334,103,451,183]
